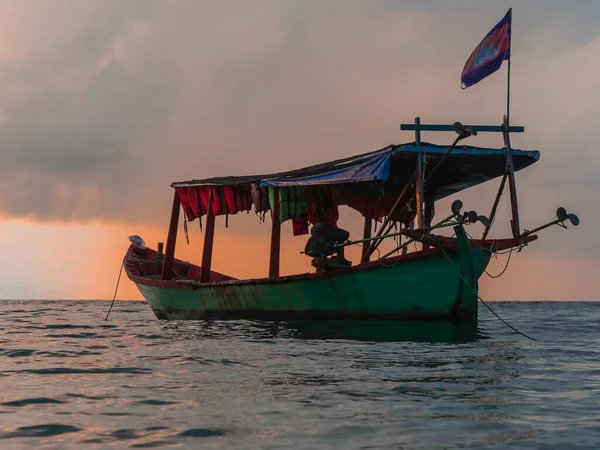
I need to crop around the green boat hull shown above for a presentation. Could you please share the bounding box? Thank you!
[131,228,487,322]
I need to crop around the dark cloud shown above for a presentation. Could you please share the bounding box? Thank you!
[0,0,175,220]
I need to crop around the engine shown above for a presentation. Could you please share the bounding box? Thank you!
[304,223,352,271]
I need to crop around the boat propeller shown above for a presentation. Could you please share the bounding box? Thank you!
[449,200,490,227]
[465,211,491,228]
[556,207,580,227]
[451,199,463,216]
[453,122,478,140]
[521,207,580,237]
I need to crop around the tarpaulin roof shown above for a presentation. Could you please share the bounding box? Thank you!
[171,142,540,197]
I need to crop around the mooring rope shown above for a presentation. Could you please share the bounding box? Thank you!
[461,228,522,279]
[105,257,125,321]
[485,247,514,279]
[439,246,537,341]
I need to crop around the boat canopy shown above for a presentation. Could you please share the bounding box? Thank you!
[172,142,539,235]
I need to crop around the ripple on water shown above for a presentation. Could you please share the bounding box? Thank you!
[1,349,36,358]
[45,333,100,339]
[3,367,152,375]
[129,440,178,448]
[43,324,94,330]
[1,424,81,439]
[179,428,227,437]
[134,400,178,406]
[1,398,66,407]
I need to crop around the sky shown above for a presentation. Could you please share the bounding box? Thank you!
[0,0,597,301]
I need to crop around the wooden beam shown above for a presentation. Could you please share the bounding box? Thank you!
[269,188,281,278]
[423,194,434,250]
[416,152,424,250]
[361,212,372,263]
[161,190,181,280]
[401,123,524,133]
[416,152,424,228]
[502,116,521,237]
[414,116,421,143]
[482,173,507,239]
[200,188,216,283]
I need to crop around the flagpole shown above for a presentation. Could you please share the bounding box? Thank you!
[506,49,511,126]
[506,7,512,125]
[503,7,519,237]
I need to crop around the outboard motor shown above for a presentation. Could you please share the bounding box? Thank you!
[304,223,351,271]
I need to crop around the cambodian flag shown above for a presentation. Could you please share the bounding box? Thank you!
[461,9,511,88]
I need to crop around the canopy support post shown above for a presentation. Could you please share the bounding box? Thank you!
[415,116,424,229]
[423,194,434,250]
[200,188,216,283]
[161,190,181,281]
[361,212,372,263]
[503,116,520,237]
[415,152,424,248]
[482,173,507,239]
[269,188,281,278]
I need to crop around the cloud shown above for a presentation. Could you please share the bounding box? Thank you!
[0,0,597,279]
[0,0,175,221]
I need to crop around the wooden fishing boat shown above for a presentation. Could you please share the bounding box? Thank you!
[124,118,578,322]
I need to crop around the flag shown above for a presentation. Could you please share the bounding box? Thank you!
[461,9,511,88]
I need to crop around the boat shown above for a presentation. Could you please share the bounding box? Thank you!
[123,117,578,322]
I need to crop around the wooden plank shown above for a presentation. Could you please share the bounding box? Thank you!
[482,173,507,239]
[200,188,216,283]
[416,152,424,228]
[161,190,181,280]
[401,123,524,133]
[423,194,434,250]
[269,188,281,278]
[503,117,521,237]
[361,213,372,263]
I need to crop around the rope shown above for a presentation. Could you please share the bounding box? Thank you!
[105,257,125,321]
[485,247,513,278]
[439,247,537,341]
[465,229,521,255]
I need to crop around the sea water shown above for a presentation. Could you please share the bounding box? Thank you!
[0,300,598,449]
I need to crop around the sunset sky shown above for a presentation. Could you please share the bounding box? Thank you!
[0,0,597,301]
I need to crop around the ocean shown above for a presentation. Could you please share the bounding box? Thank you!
[0,300,598,449]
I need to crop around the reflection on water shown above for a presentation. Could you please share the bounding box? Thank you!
[163,319,484,343]
[279,320,484,343]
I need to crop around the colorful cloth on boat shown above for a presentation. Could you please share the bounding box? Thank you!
[292,217,309,236]
[176,186,253,218]
[269,186,307,223]
[250,184,270,214]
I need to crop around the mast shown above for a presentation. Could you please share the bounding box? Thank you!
[506,8,512,127]
[504,8,520,237]
[415,117,425,250]
[504,115,521,237]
